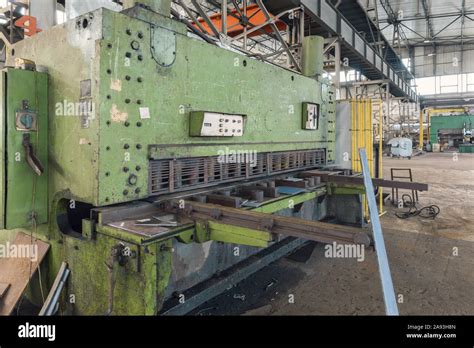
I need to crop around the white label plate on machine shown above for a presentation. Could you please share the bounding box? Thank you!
[304,103,319,130]
[200,112,244,137]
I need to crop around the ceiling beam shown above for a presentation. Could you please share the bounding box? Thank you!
[379,1,473,53]
[420,0,434,40]
[379,0,411,49]
[391,36,474,47]
[420,0,436,76]
[378,11,474,23]
[431,15,462,40]
[461,0,466,48]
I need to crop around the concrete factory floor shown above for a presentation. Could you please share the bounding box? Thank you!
[193,153,474,315]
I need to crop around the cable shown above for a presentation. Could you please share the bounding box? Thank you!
[395,204,440,220]
[401,194,415,207]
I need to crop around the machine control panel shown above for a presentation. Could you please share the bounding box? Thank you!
[302,102,320,130]
[190,111,245,137]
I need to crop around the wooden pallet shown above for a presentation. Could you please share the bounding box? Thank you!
[0,232,49,315]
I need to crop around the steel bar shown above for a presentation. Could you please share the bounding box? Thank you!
[177,0,211,36]
[378,11,474,23]
[190,0,221,37]
[171,7,216,44]
[230,8,295,41]
[299,171,428,191]
[207,0,284,44]
[323,38,339,54]
[39,262,70,316]
[399,22,427,40]
[189,212,367,246]
[432,15,462,39]
[334,39,341,88]
[165,201,372,247]
[243,0,248,50]
[231,0,244,18]
[421,0,435,40]
[461,0,466,60]
[255,0,300,70]
[221,0,227,36]
[359,148,399,316]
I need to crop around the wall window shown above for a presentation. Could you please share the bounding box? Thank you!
[416,73,474,96]
[402,58,412,72]
[416,77,436,95]
[467,73,474,92]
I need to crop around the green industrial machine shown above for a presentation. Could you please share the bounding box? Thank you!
[430,114,474,148]
[0,1,373,315]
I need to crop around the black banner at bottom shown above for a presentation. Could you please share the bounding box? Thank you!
[0,315,473,346]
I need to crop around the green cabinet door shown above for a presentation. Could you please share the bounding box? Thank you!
[1,68,48,229]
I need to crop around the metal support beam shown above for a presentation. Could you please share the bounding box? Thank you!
[190,0,221,37]
[173,0,300,71]
[461,0,466,71]
[177,0,210,36]
[164,201,373,247]
[419,109,424,151]
[421,0,435,40]
[431,15,462,40]
[420,0,437,75]
[170,7,216,44]
[378,11,474,23]
[299,171,429,191]
[255,0,301,70]
[379,0,412,50]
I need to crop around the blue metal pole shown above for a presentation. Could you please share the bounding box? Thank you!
[359,148,399,316]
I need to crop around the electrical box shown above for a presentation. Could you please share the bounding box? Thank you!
[302,102,320,130]
[0,69,48,229]
[189,111,245,137]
